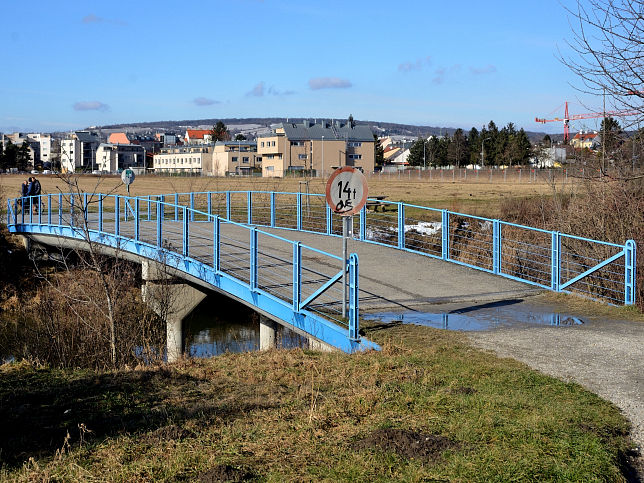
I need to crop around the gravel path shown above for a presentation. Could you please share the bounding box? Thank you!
[467,314,644,475]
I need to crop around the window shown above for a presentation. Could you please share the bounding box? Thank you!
[348,154,362,160]
[261,142,264,147]
[348,142,362,147]
[271,141,275,146]
[298,154,307,160]
[232,156,238,162]
[290,141,305,146]
[243,157,249,163]
[266,166,274,172]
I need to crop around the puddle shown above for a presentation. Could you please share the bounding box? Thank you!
[363,303,584,331]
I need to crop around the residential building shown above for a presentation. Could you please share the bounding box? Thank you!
[2,132,52,167]
[571,130,600,150]
[96,143,146,173]
[60,131,102,173]
[155,132,178,146]
[209,141,260,176]
[185,129,212,145]
[258,121,375,178]
[153,145,213,174]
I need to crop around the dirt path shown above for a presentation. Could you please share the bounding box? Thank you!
[467,313,644,475]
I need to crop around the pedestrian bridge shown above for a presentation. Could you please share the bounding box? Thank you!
[6,191,636,358]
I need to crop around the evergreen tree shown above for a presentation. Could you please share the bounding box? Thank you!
[17,141,31,171]
[211,121,230,142]
[373,134,384,167]
[407,138,427,166]
[468,127,480,166]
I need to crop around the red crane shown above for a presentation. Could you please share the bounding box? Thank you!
[535,101,638,142]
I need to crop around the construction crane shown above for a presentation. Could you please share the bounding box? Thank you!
[535,101,638,142]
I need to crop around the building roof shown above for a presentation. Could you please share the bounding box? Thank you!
[75,131,101,143]
[108,132,131,144]
[572,131,598,141]
[261,121,374,142]
[186,129,211,140]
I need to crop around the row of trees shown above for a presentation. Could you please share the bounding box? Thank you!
[0,140,32,172]
[405,121,532,168]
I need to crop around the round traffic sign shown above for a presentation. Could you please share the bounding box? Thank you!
[121,168,135,185]
[325,167,368,216]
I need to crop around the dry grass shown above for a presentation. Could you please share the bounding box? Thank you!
[0,325,635,481]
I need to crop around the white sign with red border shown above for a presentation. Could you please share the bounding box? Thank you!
[325,167,368,216]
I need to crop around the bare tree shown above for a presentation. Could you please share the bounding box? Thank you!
[563,0,643,124]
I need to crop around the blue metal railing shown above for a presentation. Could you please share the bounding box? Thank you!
[156,190,637,306]
[6,193,364,349]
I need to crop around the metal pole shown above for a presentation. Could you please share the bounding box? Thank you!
[342,215,350,318]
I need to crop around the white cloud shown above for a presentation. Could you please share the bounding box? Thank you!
[247,82,265,97]
[194,97,219,106]
[309,77,352,90]
[73,101,109,112]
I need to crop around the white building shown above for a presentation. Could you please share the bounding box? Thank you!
[61,131,101,173]
[153,145,212,174]
[96,143,146,173]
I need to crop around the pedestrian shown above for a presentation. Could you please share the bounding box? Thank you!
[31,176,42,214]
[18,180,28,211]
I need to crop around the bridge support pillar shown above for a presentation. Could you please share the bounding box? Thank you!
[141,260,207,363]
[308,337,334,352]
[259,315,277,351]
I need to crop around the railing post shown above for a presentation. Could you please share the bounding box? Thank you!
[348,253,360,341]
[213,215,220,271]
[270,192,276,227]
[250,227,258,290]
[38,195,42,225]
[292,242,301,311]
[83,193,88,228]
[147,195,151,221]
[625,240,637,305]
[115,195,120,236]
[98,194,103,232]
[189,193,195,222]
[182,207,189,257]
[441,210,449,260]
[69,194,74,227]
[226,192,231,220]
[493,220,501,274]
[134,197,140,241]
[296,192,302,231]
[551,231,561,291]
[156,196,163,247]
[29,196,33,224]
[21,197,25,225]
[207,191,212,219]
[174,193,179,222]
[359,205,366,241]
[397,202,405,249]
[247,191,253,225]
[58,193,63,226]
[326,205,332,235]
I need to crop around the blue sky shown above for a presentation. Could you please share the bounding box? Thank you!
[0,0,607,134]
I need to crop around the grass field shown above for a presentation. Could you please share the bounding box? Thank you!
[0,325,635,481]
[0,172,562,217]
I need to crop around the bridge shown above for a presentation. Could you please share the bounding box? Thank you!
[6,190,637,360]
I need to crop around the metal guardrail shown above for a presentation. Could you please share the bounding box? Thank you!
[158,190,637,306]
[6,193,363,347]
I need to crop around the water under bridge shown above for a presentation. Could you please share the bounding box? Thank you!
[7,190,636,360]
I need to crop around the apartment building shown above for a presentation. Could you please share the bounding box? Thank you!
[61,131,102,173]
[210,141,260,176]
[153,145,213,174]
[96,143,146,173]
[2,132,52,167]
[258,121,375,177]
[184,129,212,145]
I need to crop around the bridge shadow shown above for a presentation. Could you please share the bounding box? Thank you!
[0,365,281,468]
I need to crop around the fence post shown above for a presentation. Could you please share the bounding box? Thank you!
[147,195,151,221]
[293,242,301,311]
[98,195,103,232]
[69,194,75,227]
[270,192,276,227]
[189,192,195,222]
[441,210,449,260]
[156,196,163,247]
[551,231,561,291]
[115,196,120,236]
[247,191,253,225]
[296,192,302,231]
[625,240,637,305]
[58,193,63,226]
[207,192,212,218]
[359,205,366,241]
[326,205,332,235]
[182,207,189,257]
[47,194,52,227]
[174,193,179,221]
[397,202,405,249]
[493,220,501,274]
[134,197,140,241]
[250,227,258,290]
[226,191,231,220]
[213,215,220,271]
[348,253,360,341]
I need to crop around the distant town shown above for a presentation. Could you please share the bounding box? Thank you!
[0,116,616,178]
